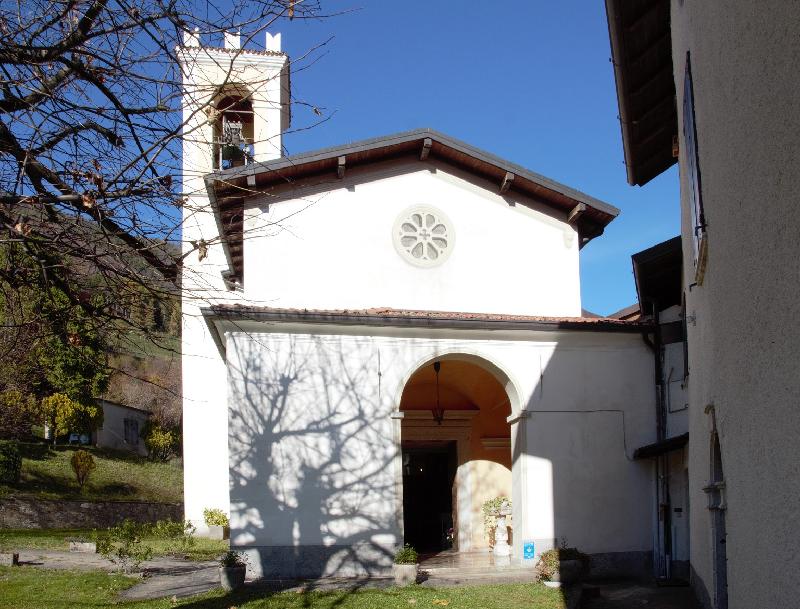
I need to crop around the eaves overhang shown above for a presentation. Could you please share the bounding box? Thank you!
[606,0,677,186]
[204,128,621,285]
[632,236,682,312]
[202,305,650,355]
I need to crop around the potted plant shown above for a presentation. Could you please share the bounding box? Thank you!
[445,527,455,549]
[219,550,247,591]
[536,543,590,588]
[203,508,230,540]
[482,496,512,552]
[392,544,419,586]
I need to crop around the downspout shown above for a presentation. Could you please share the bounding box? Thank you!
[640,300,665,442]
[640,300,669,578]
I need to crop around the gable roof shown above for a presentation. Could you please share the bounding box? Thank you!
[96,398,153,416]
[605,0,677,186]
[205,128,620,286]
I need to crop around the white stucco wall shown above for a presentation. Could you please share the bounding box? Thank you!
[512,334,656,560]
[218,322,655,576]
[242,160,583,317]
[670,3,800,608]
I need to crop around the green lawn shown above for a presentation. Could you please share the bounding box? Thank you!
[0,528,228,562]
[0,443,182,503]
[0,566,568,609]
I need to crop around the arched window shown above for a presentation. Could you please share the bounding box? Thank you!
[213,95,254,170]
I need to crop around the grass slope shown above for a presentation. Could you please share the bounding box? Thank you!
[0,566,568,609]
[0,443,182,503]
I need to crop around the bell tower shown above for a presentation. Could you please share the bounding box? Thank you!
[177,27,290,296]
[178,29,289,533]
[179,28,290,174]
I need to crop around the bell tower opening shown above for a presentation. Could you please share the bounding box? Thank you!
[213,94,255,170]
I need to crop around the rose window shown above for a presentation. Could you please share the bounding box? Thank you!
[392,206,454,267]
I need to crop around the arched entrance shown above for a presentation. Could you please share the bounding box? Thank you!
[398,355,513,554]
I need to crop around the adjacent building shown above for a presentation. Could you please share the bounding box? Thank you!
[606,3,800,608]
[94,398,151,456]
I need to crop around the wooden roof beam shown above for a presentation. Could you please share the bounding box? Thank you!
[634,120,675,150]
[568,203,586,224]
[629,30,671,68]
[500,172,515,193]
[337,155,346,179]
[630,63,674,100]
[420,137,432,160]
[632,93,675,129]
[624,0,668,34]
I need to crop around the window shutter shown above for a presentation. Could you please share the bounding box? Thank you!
[683,52,707,280]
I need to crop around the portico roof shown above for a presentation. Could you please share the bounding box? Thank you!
[204,129,621,285]
[204,305,647,333]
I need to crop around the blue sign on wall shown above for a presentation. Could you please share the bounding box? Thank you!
[523,541,535,560]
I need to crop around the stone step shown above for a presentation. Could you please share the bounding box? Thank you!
[421,564,536,577]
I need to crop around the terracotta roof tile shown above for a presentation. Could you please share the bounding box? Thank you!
[206,305,649,332]
[199,46,286,57]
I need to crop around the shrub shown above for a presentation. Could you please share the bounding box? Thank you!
[203,508,229,528]
[41,393,103,439]
[96,519,153,573]
[151,519,196,554]
[0,440,22,484]
[0,391,37,440]
[219,550,247,568]
[141,420,181,461]
[536,541,590,582]
[70,449,96,489]
[393,544,418,565]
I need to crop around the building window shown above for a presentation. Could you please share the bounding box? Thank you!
[683,53,707,282]
[124,419,139,446]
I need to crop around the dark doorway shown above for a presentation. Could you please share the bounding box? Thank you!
[402,441,457,553]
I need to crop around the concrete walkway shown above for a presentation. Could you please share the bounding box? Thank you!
[15,549,219,600]
[15,549,214,573]
[12,548,544,601]
[13,549,701,607]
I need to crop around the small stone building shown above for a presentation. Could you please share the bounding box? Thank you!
[94,399,151,456]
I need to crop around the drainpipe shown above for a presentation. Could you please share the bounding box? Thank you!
[640,300,669,578]
[640,300,665,442]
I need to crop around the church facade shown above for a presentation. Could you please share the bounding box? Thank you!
[180,31,659,578]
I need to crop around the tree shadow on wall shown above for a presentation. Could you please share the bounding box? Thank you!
[225,334,400,579]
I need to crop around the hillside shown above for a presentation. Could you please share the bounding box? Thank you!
[0,443,182,503]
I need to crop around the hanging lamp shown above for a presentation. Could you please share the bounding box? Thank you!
[432,361,445,425]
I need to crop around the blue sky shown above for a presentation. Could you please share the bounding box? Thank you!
[276,1,680,316]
